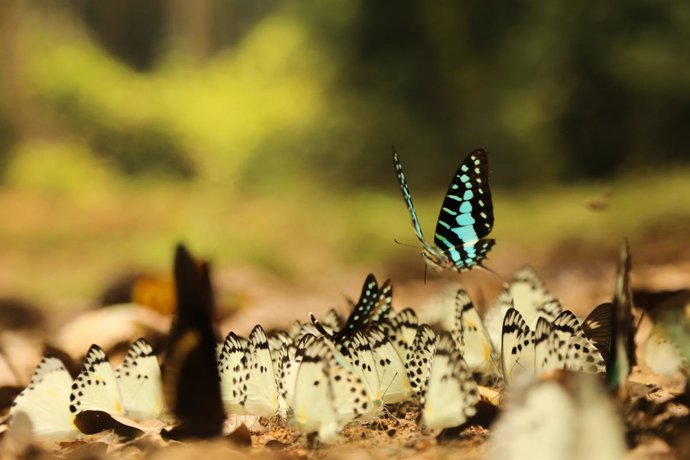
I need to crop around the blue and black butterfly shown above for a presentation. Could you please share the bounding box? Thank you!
[310,273,392,355]
[392,148,495,272]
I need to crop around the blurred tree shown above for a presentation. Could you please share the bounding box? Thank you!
[75,0,167,71]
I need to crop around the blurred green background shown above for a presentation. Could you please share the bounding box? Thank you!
[1,0,689,308]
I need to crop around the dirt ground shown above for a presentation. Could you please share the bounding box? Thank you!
[0,240,689,459]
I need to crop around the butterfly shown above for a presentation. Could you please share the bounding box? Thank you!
[289,336,340,441]
[115,338,164,421]
[489,372,626,460]
[344,331,384,407]
[503,307,606,385]
[484,266,562,351]
[452,289,499,378]
[9,356,77,439]
[162,244,224,439]
[422,332,479,430]
[378,307,419,361]
[405,324,437,396]
[290,336,373,442]
[239,325,280,418]
[362,327,413,404]
[392,148,495,272]
[534,311,606,375]
[501,308,536,384]
[69,344,124,418]
[609,240,637,391]
[276,336,308,420]
[218,331,249,415]
[311,273,393,355]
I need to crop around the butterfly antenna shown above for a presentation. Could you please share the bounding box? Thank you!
[478,263,507,285]
[394,238,424,250]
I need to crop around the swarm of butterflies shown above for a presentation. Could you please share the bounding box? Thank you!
[3,148,686,456]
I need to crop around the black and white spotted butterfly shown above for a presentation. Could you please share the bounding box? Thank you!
[535,310,606,375]
[238,325,280,418]
[69,344,124,417]
[393,148,495,272]
[218,331,248,415]
[422,332,479,430]
[115,338,164,420]
[289,335,374,442]
[405,324,437,396]
[9,356,77,439]
[501,308,536,384]
[362,326,413,404]
[502,307,605,385]
[378,307,419,362]
[484,266,563,351]
[452,289,500,378]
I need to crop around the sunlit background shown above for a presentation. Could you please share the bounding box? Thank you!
[1,1,690,324]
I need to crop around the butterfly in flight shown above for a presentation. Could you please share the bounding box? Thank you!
[392,148,495,273]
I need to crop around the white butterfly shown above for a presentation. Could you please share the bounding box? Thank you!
[239,325,280,418]
[344,331,383,407]
[9,356,77,439]
[405,324,437,396]
[363,327,413,404]
[501,308,536,385]
[485,266,562,350]
[321,308,342,335]
[488,372,626,460]
[548,311,605,374]
[290,337,339,441]
[290,336,373,442]
[115,338,164,420]
[218,331,248,415]
[69,344,124,417]
[276,334,318,419]
[452,289,499,377]
[422,332,479,430]
[379,307,419,362]
[503,308,606,385]
[643,327,687,377]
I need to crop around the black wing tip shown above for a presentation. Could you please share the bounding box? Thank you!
[469,148,488,159]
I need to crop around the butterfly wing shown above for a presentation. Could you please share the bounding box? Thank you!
[422,332,479,430]
[290,337,339,441]
[276,342,299,419]
[380,307,418,361]
[345,331,382,404]
[322,308,342,333]
[406,324,437,396]
[10,357,76,439]
[610,241,636,389]
[333,275,393,352]
[433,149,493,249]
[240,325,279,418]
[364,327,412,404]
[501,308,535,384]
[70,345,124,417]
[453,289,496,375]
[115,338,164,420]
[534,317,555,373]
[218,331,248,415]
[551,311,606,374]
[582,302,613,366]
[392,150,428,247]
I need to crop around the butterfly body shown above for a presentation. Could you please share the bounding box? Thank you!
[393,149,495,272]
